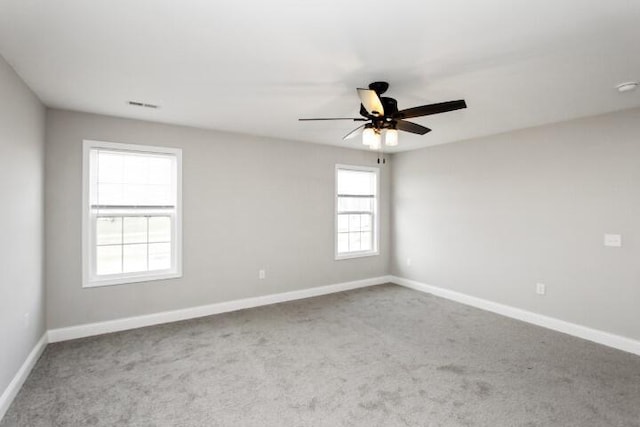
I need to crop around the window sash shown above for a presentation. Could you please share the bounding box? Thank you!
[336,212,375,254]
[89,211,177,282]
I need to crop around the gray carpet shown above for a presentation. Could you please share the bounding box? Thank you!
[2,284,639,426]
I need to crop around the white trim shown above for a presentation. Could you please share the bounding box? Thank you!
[391,276,640,356]
[48,276,392,343]
[334,164,380,260]
[82,140,183,288]
[334,251,380,261]
[0,333,48,422]
[83,272,182,288]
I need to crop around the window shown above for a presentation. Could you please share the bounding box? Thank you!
[335,164,379,259]
[83,140,182,287]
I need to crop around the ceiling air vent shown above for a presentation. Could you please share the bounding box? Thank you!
[128,101,159,109]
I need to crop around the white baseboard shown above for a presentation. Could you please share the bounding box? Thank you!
[391,276,640,356]
[48,276,392,343]
[0,333,48,421]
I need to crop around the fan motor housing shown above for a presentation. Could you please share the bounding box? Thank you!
[359,97,398,116]
[368,81,389,95]
[381,97,398,115]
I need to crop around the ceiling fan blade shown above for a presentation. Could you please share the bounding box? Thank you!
[343,124,365,140]
[396,120,431,135]
[299,117,368,121]
[357,88,384,117]
[394,100,467,120]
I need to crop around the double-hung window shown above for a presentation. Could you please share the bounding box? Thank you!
[335,164,379,259]
[83,140,182,287]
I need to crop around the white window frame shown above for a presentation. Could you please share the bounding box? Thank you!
[335,164,380,260]
[82,140,183,288]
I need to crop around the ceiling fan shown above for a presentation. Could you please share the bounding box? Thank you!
[299,81,467,150]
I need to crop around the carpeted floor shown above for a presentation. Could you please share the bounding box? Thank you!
[2,284,639,426]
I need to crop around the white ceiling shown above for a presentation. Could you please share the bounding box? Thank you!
[1,0,639,152]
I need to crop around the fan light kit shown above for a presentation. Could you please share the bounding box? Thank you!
[616,82,638,93]
[299,81,467,153]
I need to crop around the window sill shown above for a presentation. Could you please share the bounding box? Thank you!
[335,251,379,261]
[83,271,182,288]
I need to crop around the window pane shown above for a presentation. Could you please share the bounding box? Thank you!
[349,214,361,232]
[361,214,372,231]
[337,169,376,195]
[96,245,122,275]
[337,233,349,253]
[149,216,171,242]
[145,185,172,205]
[121,183,144,206]
[361,232,373,251]
[148,157,172,185]
[123,217,147,244]
[96,217,122,245]
[337,197,351,212]
[119,183,172,206]
[97,152,123,184]
[360,198,373,211]
[97,183,124,205]
[123,244,148,273]
[337,214,349,233]
[149,243,171,270]
[123,154,149,184]
[349,232,361,252]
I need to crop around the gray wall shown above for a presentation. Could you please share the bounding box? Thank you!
[45,109,390,329]
[391,107,640,341]
[0,57,45,394]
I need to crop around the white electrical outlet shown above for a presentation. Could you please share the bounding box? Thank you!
[406,258,412,267]
[536,283,546,295]
[259,269,266,280]
[604,234,622,247]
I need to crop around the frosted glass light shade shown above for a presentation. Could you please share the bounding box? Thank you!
[362,127,375,146]
[368,132,382,150]
[384,129,398,146]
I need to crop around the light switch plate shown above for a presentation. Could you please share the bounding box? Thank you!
[604,234,622,247]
